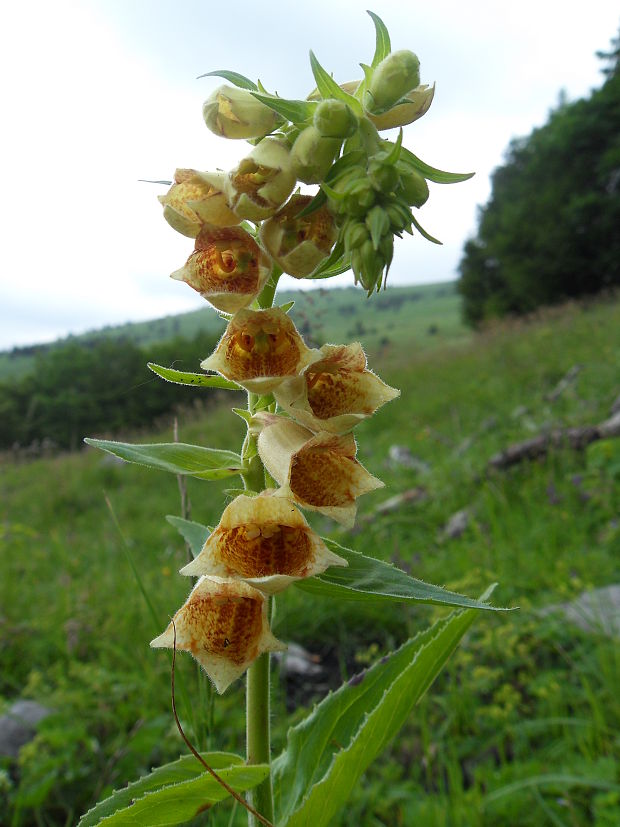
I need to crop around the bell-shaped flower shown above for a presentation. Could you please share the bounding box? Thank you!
[274,343,399,433]
[158,169,240,238]
[200,307,319,393]
[226,137,296,221]
[203,84,281,140]
[150,575,285,694]
[368,84,435,131]
[257,418,383,527]
[259,195,337,278]
[180,493,347,594]
[171,226,271,313]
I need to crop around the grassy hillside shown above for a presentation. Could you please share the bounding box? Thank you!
[0,282,465,381]
[1,294,619,826]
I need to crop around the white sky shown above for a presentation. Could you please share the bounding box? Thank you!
[1,0,618,349]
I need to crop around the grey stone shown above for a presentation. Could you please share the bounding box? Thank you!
[542,584,620,638]
[442,508,471,540]
[387,445,430,473]
[0,700,51,758]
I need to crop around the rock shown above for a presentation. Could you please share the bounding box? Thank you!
[541,584,620,638]
[611,394,620,415]
[0,700,51,759]
[387,445,430,473]
[276,643,324,679]
[442,508,470,540]
[373,487,427,516]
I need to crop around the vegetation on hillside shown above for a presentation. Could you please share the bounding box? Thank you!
[458,30,620,325]
[1,294,619,825]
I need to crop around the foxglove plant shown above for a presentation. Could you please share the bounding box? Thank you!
[83,12,505,827]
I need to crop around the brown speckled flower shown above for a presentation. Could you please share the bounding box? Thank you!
[274,342,399,433]
[180,494,346,593]
[158,169,240,238]
[257,418,383,527]
[200,307,319,393]
[150,576,284,693]
[171,225,271,313]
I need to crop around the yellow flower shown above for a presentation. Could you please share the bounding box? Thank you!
[274,343,399,433]
[332,82,435,130]
[203,84,280,140]
[158,169,240,238]
[180,493,347,594]
[227,137,297,221]
[256,418,383,527]
[200,307,319,393]
[171,225,271,313]
[259,195,337,278]
[150,575,285,694]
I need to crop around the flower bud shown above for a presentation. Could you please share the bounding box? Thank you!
[352,238,384,292]
[259,194,337,278]
[228,137,297,221]
[290,126,341,184]
[365,50,421,114]
[203,84,280,140]
[170,225,271,313]
[313,99,358,138]
[257,418,383,527]
[151,576,285,693]
[158,169,240,238]
[368,84,435,130]
[200,307,319,393]
[385,201,413,233]
[397,167,429,207]
[367,158,400,193]
[342,219,370,252]
[180,494,346,594]
[274,343,399,434]
[342,179,377,217]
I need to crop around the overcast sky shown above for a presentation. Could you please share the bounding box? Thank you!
[1,0,618,350]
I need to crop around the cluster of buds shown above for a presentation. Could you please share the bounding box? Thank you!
[151,12,468,691]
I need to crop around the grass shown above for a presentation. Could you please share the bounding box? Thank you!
[1,293,619,826]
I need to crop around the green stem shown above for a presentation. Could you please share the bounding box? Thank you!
[246,646,274,826]
[244,263,282,825]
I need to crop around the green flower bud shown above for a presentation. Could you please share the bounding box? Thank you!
[352,238,384,292]
[203,85,280,140]
[397,167,429,207]
[367,159,400,193]
[290,126,341,184]
[365,205,391,250]
[365,50,421,114]
[385,201,413,233]
[342,220,370,252]
[313,99,358,138]
[343,178,376,217]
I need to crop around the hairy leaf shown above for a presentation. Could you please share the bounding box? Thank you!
[273,600,489,826]
[166,516,210,558]
[250,91,315,124]
[308,51,363,116]
[85,439,243,480]
[296,539,508,611]
[148,363,241,391]
[197,70,257,90]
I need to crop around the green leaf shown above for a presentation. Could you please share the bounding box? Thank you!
[296,539,508,611]
[197,70,258,91]
[484,774,620,807]
[78,753,250,826]
[307,241,352,280]
[166,516,210,558]
[308,51,363,116]
[250,91,315,124]
[410,212,443,245]
[368,11,391,68]
[148,363,242,391]
[398,145,475,184]
[273,601,488,827]
[84,439,243,480]
[278,300,295,313]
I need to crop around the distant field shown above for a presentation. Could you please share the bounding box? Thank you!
[0,282,466,381]
[1,293,619,826]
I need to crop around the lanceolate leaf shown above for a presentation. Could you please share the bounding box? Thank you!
[273,602,489,827]
[250,91,315,124]
[410,213,443,245]
[197,69,258,91]
[148,363,242,391]
[368,10,392,68]
[308,51,363,116]
[296,539,508,611]
[78,752,268,827]
[84,439,243,480]
[308,241,352,279]
[399,145,475,184]
[166,516,210,558]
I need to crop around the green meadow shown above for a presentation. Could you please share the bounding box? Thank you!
[1,288,619,826]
